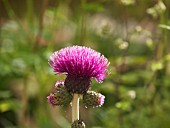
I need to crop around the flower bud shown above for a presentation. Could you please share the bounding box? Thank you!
[47,81,73,106]
[71,120,85,128]
[83,91,105,108]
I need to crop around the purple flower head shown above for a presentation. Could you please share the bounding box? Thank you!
[49,46,110,94]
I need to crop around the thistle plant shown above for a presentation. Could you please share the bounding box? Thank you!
[47,46,110,127]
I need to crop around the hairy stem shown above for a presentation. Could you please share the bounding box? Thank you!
[72,94,79,122]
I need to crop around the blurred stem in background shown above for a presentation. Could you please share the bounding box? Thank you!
[34,0,49,51]
[26,0,33,27]
[18,77,28,128]
[115,4,130,128]
[2,0,16,19]
[80,0,87,44]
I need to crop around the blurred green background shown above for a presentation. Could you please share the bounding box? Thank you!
[0,0,170,128]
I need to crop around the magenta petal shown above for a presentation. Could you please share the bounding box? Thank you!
[47,93,56,107]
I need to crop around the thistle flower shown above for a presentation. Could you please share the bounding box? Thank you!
[47,81,73,106]
[83,91,105,107]
[49,46,110,94]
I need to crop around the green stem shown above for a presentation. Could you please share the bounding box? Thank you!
[72,94,79,122]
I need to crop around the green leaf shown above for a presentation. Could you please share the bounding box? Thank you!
[151,61,164,71]
[82,3,104,12]
[0,99,20,112]
[146,0,166,18]
[120,0,135,6]
[159,24,170,31]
